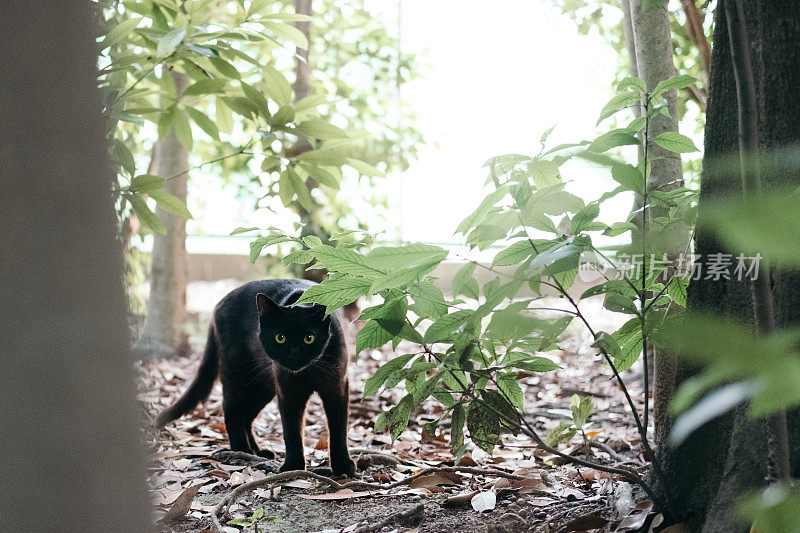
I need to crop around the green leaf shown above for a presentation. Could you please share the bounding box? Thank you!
[365,243,447,272]
[604,292,638,314]
[157,28,186,57]
[467,400,500,453]
[570,394,594,427]
[653,132,699,153]
[506,355,560,372]
[182,78,227,97]
[295,119,349,140]
[263,21,309,49]
[101,17,142,50]
[452,262,480,300]
[356,319,395,354]
[295,278,372,309]
[285,168,314,212]
[651,74,697,99]
[493,241,535,267]
[364,353,416,396]
[129,174,164,193]
[171,107,193,150]
[210,57,240,79]
[149,189,193,219]
[498,375,524,411]
[545,423,577,446]
[597,91,642,124]
[617,77,646,93]
[248,234,290,263]
[310,247,387,278]
[424,310,473,343]
[604,221,637,236]
[230,226,259,235]
[262,65,292,106]
[376,394,414,440]
[588,130,640,153]
[186,107,220,140]
[668,275,689,307]
[127,194,165,234]
[346,158,385,178]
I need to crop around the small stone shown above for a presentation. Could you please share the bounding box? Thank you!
[515,498,526,507]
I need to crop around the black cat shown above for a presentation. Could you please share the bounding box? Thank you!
[156,279,355,476]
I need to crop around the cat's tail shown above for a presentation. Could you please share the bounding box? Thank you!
[155,324,219,429]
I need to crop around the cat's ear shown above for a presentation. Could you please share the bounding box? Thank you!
[311,305,333,328]
[256,293,281,314]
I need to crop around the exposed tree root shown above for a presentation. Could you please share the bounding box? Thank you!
[210,466,523,531]
[351,503,424,533]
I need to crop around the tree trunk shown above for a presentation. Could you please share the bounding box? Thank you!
[136,72,191,359]
[629,0,686,439]
[291,0,326,282]
[653,2,800,530]
[0,3,152,530]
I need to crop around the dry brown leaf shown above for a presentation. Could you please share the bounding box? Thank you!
[408,472,463,489]
[160,483,203,522]
[443,490,480,508]
[315,430,329,450]
[456,455,478,467]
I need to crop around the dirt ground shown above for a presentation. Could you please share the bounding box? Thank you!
[138,288,660,532]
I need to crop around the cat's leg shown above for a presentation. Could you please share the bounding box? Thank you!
[243,384,276,459]
[319,378,356,477]
[276,387,313,471]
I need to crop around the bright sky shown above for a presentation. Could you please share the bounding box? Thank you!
[185,0,630,254]
[391,0,624,244]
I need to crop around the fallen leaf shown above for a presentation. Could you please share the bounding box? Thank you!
[172,458,194,470]
[456,455,478,467]
[443,490,479,508]
[561,513,607,531]
[528,497,557,507]
[160,483,203,522]
[210,423,227,433]
[409,472,463,489]
[315,430,329,450]
[471,491,496,512]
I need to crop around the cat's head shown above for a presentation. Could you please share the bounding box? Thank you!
[256,293,333,372]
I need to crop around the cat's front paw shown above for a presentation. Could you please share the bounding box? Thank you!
[279,459,306,472]
[331,457,356,477]
[255,448,275,459]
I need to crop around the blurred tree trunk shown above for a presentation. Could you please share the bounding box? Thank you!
[136,72,191,359]
[292,0,326,282]
[653,2,800,530]
[0,2,152,530]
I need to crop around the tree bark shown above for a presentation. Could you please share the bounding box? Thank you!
[654,2,800,530]
[629,0,686,440]
[136,72,191,359]
[0,3,152,530]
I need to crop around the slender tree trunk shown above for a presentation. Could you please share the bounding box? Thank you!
[0,3,152,530]
[629,0,686,440]
[654,2,800,530]
[291,0,326,282]
[136,72,191,359]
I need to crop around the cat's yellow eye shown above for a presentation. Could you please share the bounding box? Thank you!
[304,334,315,344]
[275,333,286,344]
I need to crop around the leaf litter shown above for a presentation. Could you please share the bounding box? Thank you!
[138,292,660,532]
